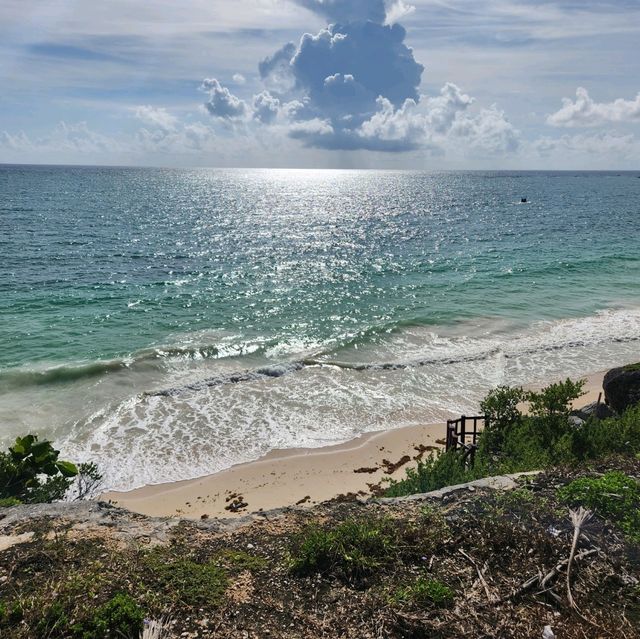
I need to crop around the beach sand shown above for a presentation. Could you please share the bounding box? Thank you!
[104,370,606,519]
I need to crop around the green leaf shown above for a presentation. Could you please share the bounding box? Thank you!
[55,461,78,478]
[10,435,37,459]
[43,463,59,476]
[31,441,56,463]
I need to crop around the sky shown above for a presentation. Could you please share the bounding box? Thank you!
[1,0,639,169]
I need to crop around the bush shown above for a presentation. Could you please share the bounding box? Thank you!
[75,593,144,639]
[558,471,640,542]
[480,386,526,455]
[384,449,480,497]
[290,518,398,582]
[526,378,585,419]
[0,435,78,504]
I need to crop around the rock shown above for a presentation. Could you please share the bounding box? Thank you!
[571,401,616,421]
[603,364,640,414]
[568,415,585,428]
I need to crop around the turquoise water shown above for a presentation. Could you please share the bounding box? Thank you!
[2,166,640,489]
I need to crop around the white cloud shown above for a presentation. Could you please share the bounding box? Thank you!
[252,91,281,124]
[133,105,178,131]
[451,106,520,154]
[232,73,246,85]
[354,84,518,155]
[385,0,415,25]
[289,118,334,137]
[201,78,248,120]
[547,87,640,127]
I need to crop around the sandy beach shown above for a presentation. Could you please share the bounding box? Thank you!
[104,370,607,518]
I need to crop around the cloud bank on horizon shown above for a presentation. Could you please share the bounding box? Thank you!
[1,0,640,167]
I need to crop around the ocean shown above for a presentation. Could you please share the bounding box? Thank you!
[1,166,640,491]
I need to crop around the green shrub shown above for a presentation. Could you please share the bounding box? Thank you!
[479,385,525,454]
[290,518,398,581]
[558,471,640,542]
[571,404,640,459]
[384,449,479,497]
[526,378,585,418]
[393,577,454,608]
[0,434,78,504]
[75,593,144,639]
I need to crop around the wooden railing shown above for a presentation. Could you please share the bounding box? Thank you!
[445,415,488,467]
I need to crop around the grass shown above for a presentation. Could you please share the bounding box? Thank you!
[623,362,640,372]
[142,549,228,608]
[392,577,455,608]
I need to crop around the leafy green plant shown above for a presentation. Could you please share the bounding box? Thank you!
[290,518,398,582]
[0,434,78,504]
[392,577,454,608]
[385,378,626,498]
[480,385,525,454]
[558,471,640,542]
[0,497,21,507]
[526,378,585,419]
[75,593,144,639]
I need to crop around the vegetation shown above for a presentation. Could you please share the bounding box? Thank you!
[558,471,640,542]
[1,458,639,638]
[72,593,144,639]
[0,435,101,505]
[0,434,78,504]
[290,518,399,582]
[386,378,640,497]
[392,577,454,608]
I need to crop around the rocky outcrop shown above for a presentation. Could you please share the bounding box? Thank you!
[571,400,616,421]
[603,364,640,414]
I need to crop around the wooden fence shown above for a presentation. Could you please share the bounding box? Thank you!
[445,415,488,467]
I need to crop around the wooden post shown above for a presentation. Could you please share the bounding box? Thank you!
[460,415,466,447]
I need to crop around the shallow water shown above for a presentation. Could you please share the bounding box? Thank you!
[1,167,639,489]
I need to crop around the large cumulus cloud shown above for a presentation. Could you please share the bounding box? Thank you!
[200,0,519,155]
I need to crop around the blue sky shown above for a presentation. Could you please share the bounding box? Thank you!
[1,0,639,168]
